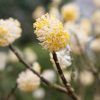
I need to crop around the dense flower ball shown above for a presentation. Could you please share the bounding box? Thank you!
[61,3,80,22]
[33,13,70,52]
[0,18,22,47]
[17,69,40,92]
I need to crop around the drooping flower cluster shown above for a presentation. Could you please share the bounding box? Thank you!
[0,18,22,47]
[33,13,70,52]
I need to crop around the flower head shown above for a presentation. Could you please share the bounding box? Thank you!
[0,18,22,47]
[61,3,80,22]
[17,69,40,92]
[33,13,70,52]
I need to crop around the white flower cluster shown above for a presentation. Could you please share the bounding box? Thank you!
[17,68,40,92]
[33,13,70,52]
[0,18,22,46]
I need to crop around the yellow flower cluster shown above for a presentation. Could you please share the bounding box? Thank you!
[0,18,22,47]
[61,3,80,22]
[33,14,70,52]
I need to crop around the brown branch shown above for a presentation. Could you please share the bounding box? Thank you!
[6,83,17,100]
[7,45,68,100]
[52,52,77,100]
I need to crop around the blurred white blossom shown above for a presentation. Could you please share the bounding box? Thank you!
[17,69,40,92]
[49,7,61,19]
[0,18,22,46]
[80,18,92,35]
[23,47,37,64]
[32,6,45,19]
[42,69,56,83]
[61,3,80,22]
[90,38,100,52]
[79,70,94,86]
[32,62,41,74]
[7,50,18,63]
[70,28,89,55]
[32,88,45,99]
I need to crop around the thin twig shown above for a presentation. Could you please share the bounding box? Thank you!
[52,52,77,100]
[73,33,100,82]
[8,45,68,99]
[6,84,17,100]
